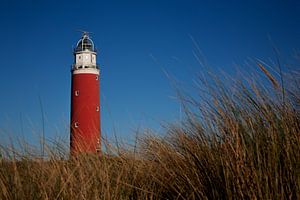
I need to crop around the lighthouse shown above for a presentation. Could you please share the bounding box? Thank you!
[70,32,101,154]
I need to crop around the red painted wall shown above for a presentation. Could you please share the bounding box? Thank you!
[70,73,101,154]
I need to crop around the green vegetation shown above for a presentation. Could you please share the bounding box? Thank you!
[0,62,299,199]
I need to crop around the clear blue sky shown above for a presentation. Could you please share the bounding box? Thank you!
[0,0,299,146]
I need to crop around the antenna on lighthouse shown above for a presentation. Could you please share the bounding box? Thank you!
[76,29,93,37]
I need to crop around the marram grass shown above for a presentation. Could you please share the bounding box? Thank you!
[0,63,299,199]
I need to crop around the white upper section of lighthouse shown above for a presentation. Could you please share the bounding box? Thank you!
[72,32,99,74]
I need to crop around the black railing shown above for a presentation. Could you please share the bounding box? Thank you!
[73,47,97,53]
[71,64,99,71]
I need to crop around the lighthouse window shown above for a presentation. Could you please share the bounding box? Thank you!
[75,90,79,96]
[96,106,99,112]
[79,56,81,59]
[74,122,79,128]
[96,75,99,80]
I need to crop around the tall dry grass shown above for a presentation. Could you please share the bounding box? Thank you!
[0,62,299,199]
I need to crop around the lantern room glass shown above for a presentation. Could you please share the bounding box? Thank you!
[75,33,95,52]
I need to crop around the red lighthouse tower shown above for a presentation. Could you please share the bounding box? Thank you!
[70,32,101,154]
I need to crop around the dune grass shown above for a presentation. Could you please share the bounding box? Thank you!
[0,62,299,199]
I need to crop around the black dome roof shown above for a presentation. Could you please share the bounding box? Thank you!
[75,33,95,52]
